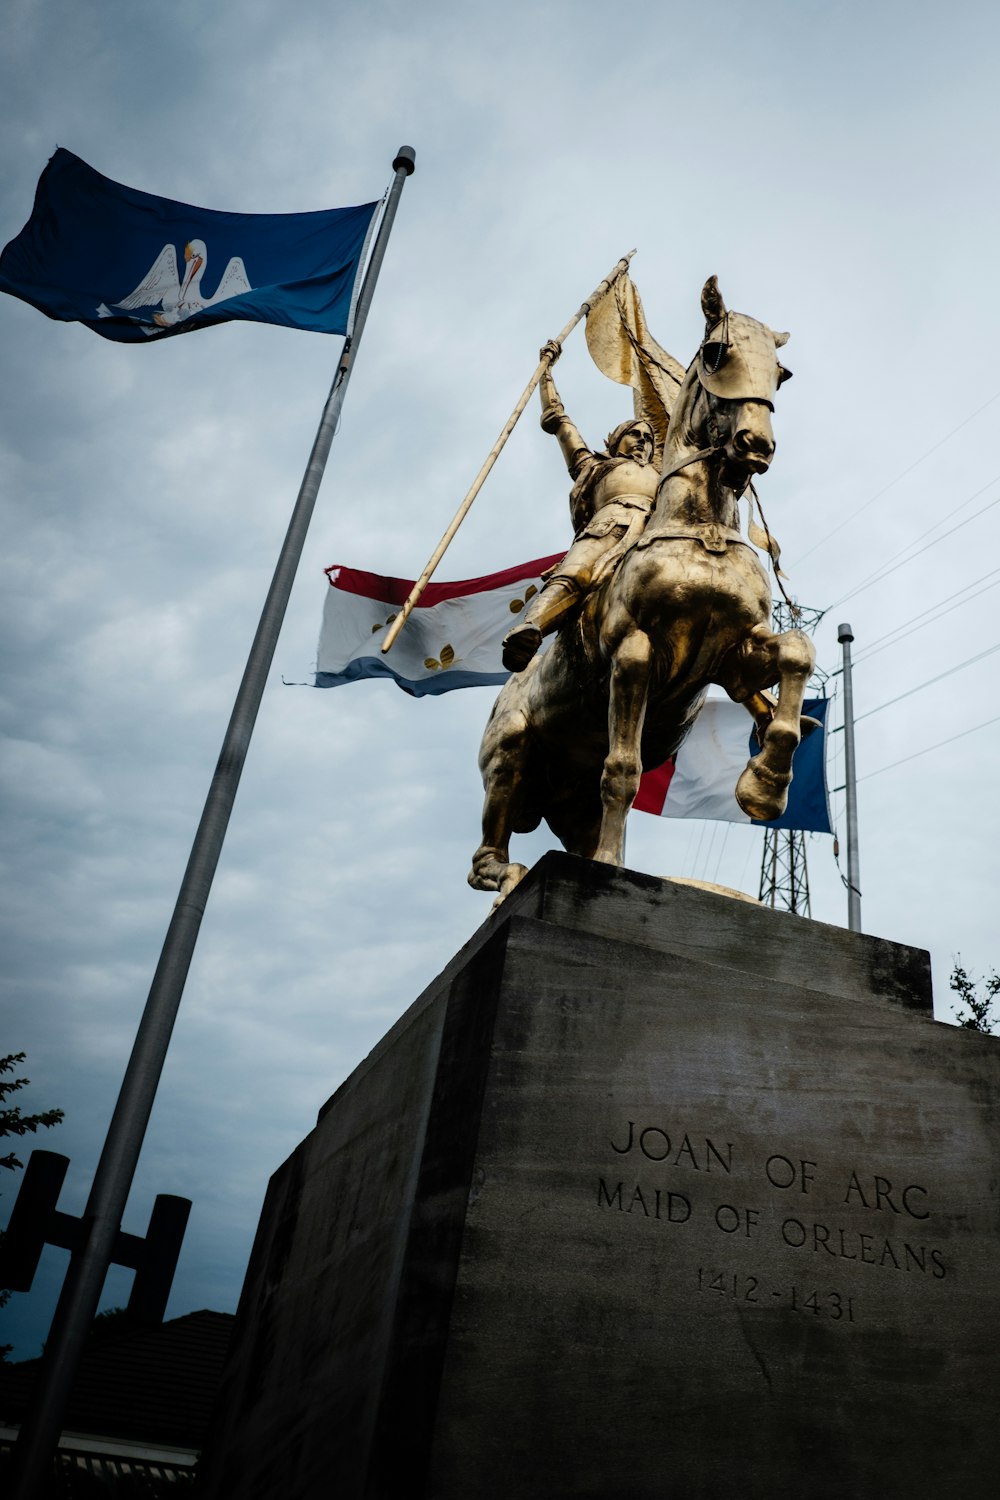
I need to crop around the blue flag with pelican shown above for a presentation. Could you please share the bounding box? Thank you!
[0,148,379,343]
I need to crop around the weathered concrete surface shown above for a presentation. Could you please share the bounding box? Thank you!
[200,854,999,1500]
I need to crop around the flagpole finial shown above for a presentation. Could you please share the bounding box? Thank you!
[393,146,416,175]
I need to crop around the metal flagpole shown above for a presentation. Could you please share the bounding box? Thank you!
[838,622,862,932]
[9,144,415,1500]
[380,249,636,654]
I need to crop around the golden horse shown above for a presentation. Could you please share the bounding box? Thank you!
[469,277,815,902]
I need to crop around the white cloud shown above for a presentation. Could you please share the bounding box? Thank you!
[2,0,999,1360]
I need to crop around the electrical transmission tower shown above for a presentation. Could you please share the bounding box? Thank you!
[758,601,826,916]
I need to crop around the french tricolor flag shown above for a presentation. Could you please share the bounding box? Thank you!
[632,696,832,833]
[315,561,831,833]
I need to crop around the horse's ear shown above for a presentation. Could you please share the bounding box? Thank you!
[701,275,726,328]
[772,329,790,348]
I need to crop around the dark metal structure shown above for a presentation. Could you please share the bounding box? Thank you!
[757,600,827,915]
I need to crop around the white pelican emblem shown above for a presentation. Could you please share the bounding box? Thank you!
[97,239,252,334]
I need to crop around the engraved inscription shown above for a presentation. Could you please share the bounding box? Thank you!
[598,1118,951,1288]
[843,1170,930,1219]
[764,1155,817,1192]
[697,1268,856,1321]
[597,1178,692,1222]
[780,1217,946,1278]
[714,1204,760,1236]
[610,1121,732,1172]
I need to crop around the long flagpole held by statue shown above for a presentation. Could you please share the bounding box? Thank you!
[380,248,636,654]
[9,146,416,1500]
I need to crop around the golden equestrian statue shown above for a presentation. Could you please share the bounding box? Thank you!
[469,274,814,902]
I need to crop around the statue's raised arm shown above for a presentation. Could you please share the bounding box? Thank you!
[538,348,590,474]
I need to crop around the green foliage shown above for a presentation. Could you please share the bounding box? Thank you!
[1,1053,66,1172]
[1,1052,65,1360]
[950,961,1000,1035]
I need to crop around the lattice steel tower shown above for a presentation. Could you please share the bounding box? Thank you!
[758,602,827,915]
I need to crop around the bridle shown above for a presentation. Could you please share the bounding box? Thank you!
[656,342,777,491]
[651,348,797,608]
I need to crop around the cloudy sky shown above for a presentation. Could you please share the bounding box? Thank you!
[2,0,998,1358]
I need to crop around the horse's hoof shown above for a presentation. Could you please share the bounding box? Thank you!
[491,864,529,908]
[735,760,791,822]
[502,624,543,672]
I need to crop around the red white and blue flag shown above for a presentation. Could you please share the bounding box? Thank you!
[316,560,831,833]
[316,555,561,696]
[632,695,832,832]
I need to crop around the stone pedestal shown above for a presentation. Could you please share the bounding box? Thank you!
[200,854,1000,1499]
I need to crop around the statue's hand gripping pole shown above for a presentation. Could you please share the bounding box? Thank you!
[380,250,636,654]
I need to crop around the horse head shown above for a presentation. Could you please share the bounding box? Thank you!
[662,277,791,500]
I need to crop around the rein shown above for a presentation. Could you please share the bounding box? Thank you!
[655,443,722,491]
[651,431,798,612]
[747,482,796,611]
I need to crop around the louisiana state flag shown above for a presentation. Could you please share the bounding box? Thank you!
[0,149,378,342]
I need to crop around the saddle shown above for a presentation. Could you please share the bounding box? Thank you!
[635,521,755,555]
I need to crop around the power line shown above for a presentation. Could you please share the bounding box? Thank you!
[833,713,1000,786]
[830,640,1000,731]
[827,489,1000,609]
[736,831,758,895]
[853,569,1000,663]
[710,823,731,884]
[792,389,1000,566]
[828,477,1000,608]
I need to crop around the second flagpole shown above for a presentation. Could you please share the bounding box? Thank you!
[9,145,416,1500]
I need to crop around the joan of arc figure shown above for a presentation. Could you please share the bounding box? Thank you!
[502,341,660,672]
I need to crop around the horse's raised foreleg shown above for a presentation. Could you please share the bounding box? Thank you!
[469,706,531,906]
[721,625,816,822]
[594,628,653,865]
